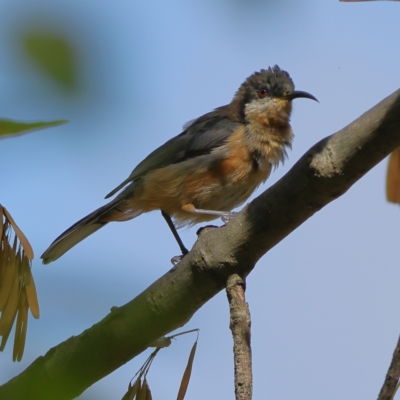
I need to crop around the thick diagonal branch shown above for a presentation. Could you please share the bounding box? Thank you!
[1,89,400,400]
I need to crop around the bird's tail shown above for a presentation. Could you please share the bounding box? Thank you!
[41,197,131,264]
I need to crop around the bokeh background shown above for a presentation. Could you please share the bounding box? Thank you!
[1,1,400,399]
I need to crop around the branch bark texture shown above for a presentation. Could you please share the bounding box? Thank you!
[227,274,252,400]
[377,334,400,400]
[1,89,400,399]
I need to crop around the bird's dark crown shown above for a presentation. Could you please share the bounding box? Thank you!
[232,66,295,120]
[235,65,295,102]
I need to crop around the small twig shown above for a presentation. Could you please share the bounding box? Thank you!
[226,274,252,400]
[377,334,400,400]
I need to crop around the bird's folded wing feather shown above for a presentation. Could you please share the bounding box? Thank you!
[105,106,239,198]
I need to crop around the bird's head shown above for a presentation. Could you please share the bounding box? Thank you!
[233,66,317,124]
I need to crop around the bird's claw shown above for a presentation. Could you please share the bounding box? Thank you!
[221,211,237,224]
[171,255,183,265]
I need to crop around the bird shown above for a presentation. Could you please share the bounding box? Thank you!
[41,65,317,264]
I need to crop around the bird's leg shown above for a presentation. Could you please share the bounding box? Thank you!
[161,211,189,264]
[186,207,237,224]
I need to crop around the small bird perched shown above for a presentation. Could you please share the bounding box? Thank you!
[41,66,317,264]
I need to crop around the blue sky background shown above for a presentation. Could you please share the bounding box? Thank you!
[1,1,400,399]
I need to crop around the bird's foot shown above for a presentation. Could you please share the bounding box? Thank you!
[221,211,237,224]
[171,254,184,265]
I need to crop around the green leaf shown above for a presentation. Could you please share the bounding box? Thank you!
[22,30,77,91]
[0,119,67,138]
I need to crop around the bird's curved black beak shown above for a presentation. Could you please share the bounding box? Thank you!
[285,90,318,102]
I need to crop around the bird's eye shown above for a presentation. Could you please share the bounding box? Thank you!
[258,89,268,98]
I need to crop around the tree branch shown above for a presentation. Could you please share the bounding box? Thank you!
[377,334,400,400]
[227,274,252,400]
[1,89,400,400]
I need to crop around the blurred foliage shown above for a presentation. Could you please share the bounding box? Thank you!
[10,16,111,119]
[0,206,39,362]
[21,29,78,92]
[0,116,66,360]
[0,118,67,139]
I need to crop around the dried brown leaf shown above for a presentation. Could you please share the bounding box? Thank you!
[176,340,198,400]
[10,234,18,271]
[3,208,34,260]
[387,148,400,203]
[144,379,152,400]
[22,256,40,318]
[0,228,10,273]
[0,206,4,241]
[0,240,18,311]
[13,289,28,361]
[11,234,18,264]
[137,378,147,400]
[121,378,140,400]
[0,267,20,346]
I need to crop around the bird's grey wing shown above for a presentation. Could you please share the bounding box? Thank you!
[105,107,239,199]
